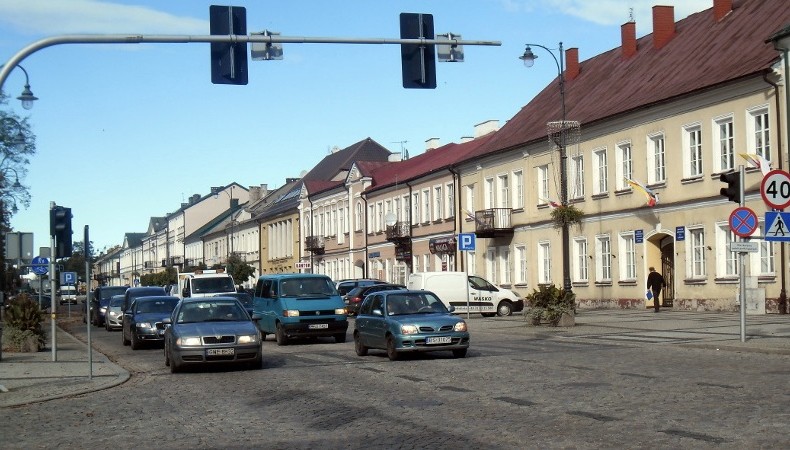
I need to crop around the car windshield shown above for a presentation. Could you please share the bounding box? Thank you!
[109,296,124,307]
[280,278,335,298]
[130,288,165,300]
[100,287,128,299]
[177,301,246,323]
[192,277,235,294]
[386,293,448,316]
[136,298,178,314]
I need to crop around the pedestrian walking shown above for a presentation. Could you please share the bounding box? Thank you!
[647,267,665,312]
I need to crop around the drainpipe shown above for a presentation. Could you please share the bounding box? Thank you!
[360,193,370,278]
[449,166,461,272]
[763,69,787,313]
[406,182,414,273]
[307,196,314,274]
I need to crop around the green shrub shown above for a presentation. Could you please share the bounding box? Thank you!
[525,284,576,326]
[3,293,46,351]
[2,326,45,352]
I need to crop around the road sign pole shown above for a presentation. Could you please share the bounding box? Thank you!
[738,165,747,342]
[49,218,57,362]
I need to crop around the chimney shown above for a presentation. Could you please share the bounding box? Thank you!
[230,198,239,209]
[621,21,637,59]
[565,47,579,80]
[425,137,440,151]
[474,120,500,138]
[652,5,675,50]
[189,194,200,204]
[713,0,732,21]
[460,136,474,143]
[248,186,262,203]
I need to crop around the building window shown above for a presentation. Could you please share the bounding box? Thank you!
[465,184,476,216]
[537,165,549,203]
[466,251,476,276]
[748,106,770,160]
[715,223,738,277]
[500,247,511,285]
[752,220,775,276]
[538,241,551,284]
[355,202,363,231]
[484,177,494,209]
[573,237,588,282]
[715,116,734,172]
[412,192,420,224]
[498,174,509,208]
[595,235,612,282]
[593,148,608,195]
[687,227,706,278]
[512,170,524,209]
[648,133,666,184]
[446,182,455,218]
[485,248,497,283]
[367,204,375,234]
[683,124,703,178]
[515,245,527,284]
[571,155,584,199]
[619,232,636,280]
[422,189,431,223]
[616,141,633,190]
[434,186,443,221]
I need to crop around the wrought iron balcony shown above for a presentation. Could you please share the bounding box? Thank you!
[473,208,514,238]
[305,235,325,255]
[386,221,411,242]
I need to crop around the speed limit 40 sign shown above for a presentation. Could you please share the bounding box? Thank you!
[761,169,790,209]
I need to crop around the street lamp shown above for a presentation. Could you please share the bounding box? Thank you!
[520,42,572,294]
[0,64,38,110]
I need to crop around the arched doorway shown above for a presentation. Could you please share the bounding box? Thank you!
[647,232,675,308]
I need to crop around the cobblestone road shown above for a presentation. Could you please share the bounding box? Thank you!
[2,315,790,449]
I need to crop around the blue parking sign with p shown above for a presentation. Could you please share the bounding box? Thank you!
[458,233,476,251]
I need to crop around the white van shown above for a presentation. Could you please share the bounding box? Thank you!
[59,285,78,305]
[407,272,524,317]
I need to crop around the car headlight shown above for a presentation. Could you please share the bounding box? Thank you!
[401,324,419,335]
[177,337,202,346]
[454,321,467,332]
[136,322,152,329]
[237,334,258,344]
[283,310,300,317]
[99,307,107,313]
[334,308,346,315]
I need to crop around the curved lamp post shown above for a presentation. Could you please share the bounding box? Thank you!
[520,42,572,294]
[0,64,38,110]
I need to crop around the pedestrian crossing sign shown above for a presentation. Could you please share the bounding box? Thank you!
[764,212,790,242]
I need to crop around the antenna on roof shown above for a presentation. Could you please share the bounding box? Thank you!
[392,140,409,160]
[628,7,634,22]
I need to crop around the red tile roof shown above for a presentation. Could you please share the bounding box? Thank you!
[481,0,790,155]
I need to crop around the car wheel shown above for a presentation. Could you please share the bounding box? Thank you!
[452,348,468,358]
[122,328,130,346]
[164,344,170,367]
[497,301,513,317]
[130,330,140,350]
[354,332,368,356]
[105,320,110,332]
[386,336,399,361]
[170,350,182,373]
[275,323,288,346]
[481,313,496,318]
[334,333,347,343]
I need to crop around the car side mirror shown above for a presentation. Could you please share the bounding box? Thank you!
[182,288,190,298]
[372,309,383,316]
[251,314,261,322]
[447,305,455,313]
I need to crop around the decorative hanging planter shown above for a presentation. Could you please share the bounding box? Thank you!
[550,204,584,230]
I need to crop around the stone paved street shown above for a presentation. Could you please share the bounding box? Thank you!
[2,312,790,449]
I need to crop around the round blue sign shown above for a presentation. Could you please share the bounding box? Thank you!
[31,256,49,275]
[729,207,759,238]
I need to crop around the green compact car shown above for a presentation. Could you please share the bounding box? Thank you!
[353,290,470,361]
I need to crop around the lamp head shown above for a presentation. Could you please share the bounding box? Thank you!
[17,84,37,110]
[519,45,537,67]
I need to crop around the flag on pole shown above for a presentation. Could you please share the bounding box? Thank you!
[739,153,771,176]
[539,198,561,208]
[624,178,658,207]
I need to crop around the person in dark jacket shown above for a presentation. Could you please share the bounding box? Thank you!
[647,267,665,312]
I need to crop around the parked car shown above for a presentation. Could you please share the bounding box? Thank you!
[335,279,387,297]
[91,286,129,326]
[343,284,406,315]
[214,292,253,317]
[121,286,167,312]
[353,290,470,361]
[122,296,180,350]
[105,295,125,331]
[163,296,263,373]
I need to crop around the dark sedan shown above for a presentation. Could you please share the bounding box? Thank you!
[163,297,262,373]
[343,283,406,315]
[122,296,179,350]
[214,292,253,317]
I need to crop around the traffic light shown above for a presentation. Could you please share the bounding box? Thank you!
[50,206,73,258]
[209,5,248,85]
[719,170,742,204]
[400,13,437,89]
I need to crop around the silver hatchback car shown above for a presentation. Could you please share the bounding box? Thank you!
[105,294,124,331]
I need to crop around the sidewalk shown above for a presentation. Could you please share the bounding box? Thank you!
[1,309,788,408]
[0,319,130,408]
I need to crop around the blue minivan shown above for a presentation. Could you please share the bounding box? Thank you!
[252,274,348,345]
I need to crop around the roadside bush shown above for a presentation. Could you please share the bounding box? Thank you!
[2,293,46,351]
[524,284,576,326]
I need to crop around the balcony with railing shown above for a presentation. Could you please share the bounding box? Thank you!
[305,235,325,255]
[385,222,411,242]
[474,208,513,238]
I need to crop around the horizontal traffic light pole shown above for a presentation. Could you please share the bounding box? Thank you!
[0,33,501,88]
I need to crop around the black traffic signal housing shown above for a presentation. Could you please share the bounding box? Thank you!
[209,5,248,85]
[400,13,437,89]
[50,206,73,258]
[719,170,742,204]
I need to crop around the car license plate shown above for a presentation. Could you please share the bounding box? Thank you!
[426,336,452,345]
[308,323,329,329]
[206,348,235,356]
